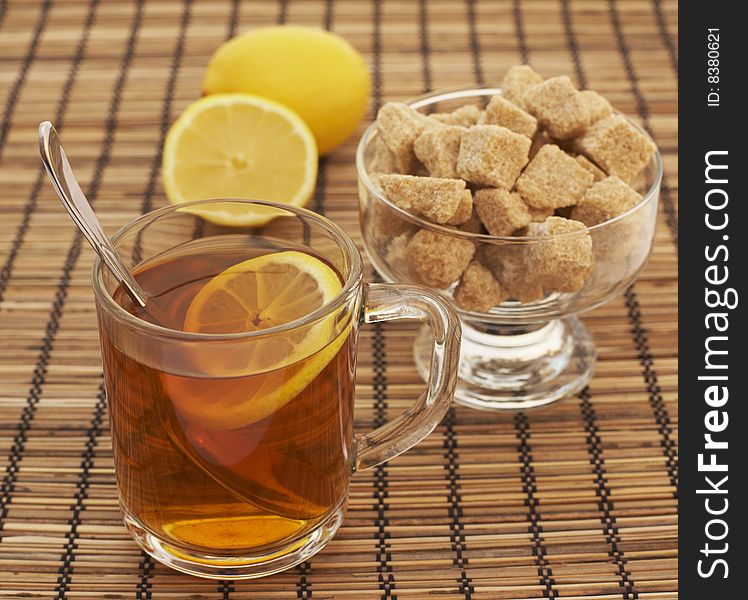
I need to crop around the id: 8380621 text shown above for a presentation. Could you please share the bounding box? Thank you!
[707,29,720,107]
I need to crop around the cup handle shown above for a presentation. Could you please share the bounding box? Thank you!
[353,283,461,471]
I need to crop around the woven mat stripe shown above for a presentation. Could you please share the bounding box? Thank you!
[132,1,191,263]
[509,5,557,597]
[136,549,154,600]
[293,2,333,597]
[370,2,395,598]
[472,4,556,597]
[0,0,102,531]
[54,383,108,599]
[561,0,677,497]
[419,1,472,597]
[652,0,678,74]
[278,0,288,25]
[52,3,145,597]
[561,3,667,596]
[0,0,54,301]
[186,0,243,241]
[186,0,244,248]
[226,0,240,39]
[466,0,484,86]
[219,580,233,599]
[210,5,241,598]
[273,0,310,593]
[0,0,7,29]
[608,0,678,247]
[579,386,639,600]
[624,287,679,492]
[188,7,237,599]
[512,0,529,65]
[606,0,679,492]
[515,414,559,599]
[0,0,51,164]
[211,4,241,598]
[559,2,642,594]
[186,0,240,258]
[130,0,193,595]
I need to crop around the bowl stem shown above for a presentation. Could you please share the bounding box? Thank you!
[413,316,596,410]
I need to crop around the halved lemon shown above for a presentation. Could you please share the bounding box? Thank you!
[162,94,318,227]
[169,251,351,429]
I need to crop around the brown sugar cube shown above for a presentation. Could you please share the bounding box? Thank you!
[406,229,475,288]
[429,104,482,127]
[500,264,545,302]
[574,154,606,181]
[588,194,653,273]
[501,65,543,109]
[366,200,417,244]
[378,174,466,224]
[481,95,538,138]
[479,244,545,303]
[454,260,507,312]
[474,188,531,236]
[572,200,640,275]
[515,144,594,209]
[526,216,592,293]
[575,114,657,182]
[457,125,531,189]
[367,134,398,174]
[413,125,464,179]
[377,102,427,173]
[571,176,643,226]
[580,90,613,124]
[447,190,474,225]
[457,208,486,234]
[523,76,591,140]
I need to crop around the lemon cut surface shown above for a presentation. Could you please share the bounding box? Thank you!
[162,94,318,227]
[172,251,350,429]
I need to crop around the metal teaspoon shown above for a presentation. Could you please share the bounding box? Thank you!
[38,121,150,310]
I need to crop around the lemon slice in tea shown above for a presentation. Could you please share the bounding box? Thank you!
[172,251,350,429]
[162,94,318,227]
[163,514,305,551]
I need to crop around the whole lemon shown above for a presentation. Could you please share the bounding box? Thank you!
[203,26,370,155]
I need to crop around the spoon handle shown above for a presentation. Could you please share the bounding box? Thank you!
[38,121,149,308]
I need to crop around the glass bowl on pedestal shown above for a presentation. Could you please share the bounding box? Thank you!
[356,87,662,410]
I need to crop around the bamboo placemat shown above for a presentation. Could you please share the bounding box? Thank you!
[0,0,678,597]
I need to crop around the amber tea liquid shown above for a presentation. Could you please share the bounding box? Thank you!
[100,237,355,554]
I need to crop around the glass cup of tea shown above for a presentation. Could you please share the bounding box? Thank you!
[91,199,461,580]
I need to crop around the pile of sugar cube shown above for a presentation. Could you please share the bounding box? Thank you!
[368,65,656,312]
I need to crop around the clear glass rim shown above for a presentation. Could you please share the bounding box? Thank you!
[355,85,664,243]
[91,198,364,341]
